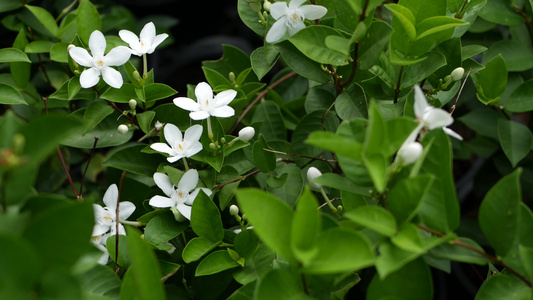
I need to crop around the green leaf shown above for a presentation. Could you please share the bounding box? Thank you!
[358,21,393,70]
[478,0,523,26]
[291,189,320,264]
[145,83,177,103]
[236,188,295,262]
[25,5,59,36]
[484,40,533,72]
[0,48,31,63]
[182,237,222,263]
[251,101,287,140]
[276,41,331,84]
[325,35,352,56]
[252,135,277,173]
[363,103,388,193]
[385,4,416,41]
[237,0,265,36]
[103,144,166,176]
[429,237,488,265]
[251,46,277,80]
[474,54,507,104]
[289,26,350,65]
[256,269,312,300]
[125,227,166,300]
[195,250,240,276]
[387,175,434,224]
[77,0,101,45]
[475,272,531,300]
[312,172,371,196]
[344,206,397,237]
[24,40,54,53]
[303,228,375,274]
[100,83,139,103]
[137,111,156,135]
[106,235,131,267]
[0,2,22,13]
[191,191,224,242]
[82,100,114,135]
[0,83,27,105]
[335,83,368,120]
[367,258,433,300]
[0,234,41,296]
[77,265,121,300]
[144,212,188,245]
[11,30,30,88]
[479,168,522,257]
[50,42,69,63]
[306,131,363,161]
[506,79,533,112]
[415,16,467,40]
[498,120,533,167]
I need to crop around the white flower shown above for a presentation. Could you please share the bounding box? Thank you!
[173,82,237,120]
[413,85,462,140]
[150,124,203,163]
[92,184,136,238]
[119,22,168,56]
[69,30,131,89]
[266,0,327,43]
[397,141,423,165]
[307,167,322,189]
[149,170,212,220]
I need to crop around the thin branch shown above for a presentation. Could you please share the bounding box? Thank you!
[215,169,261,190]
[263,148,336,162]
[230,71,297,134]
[449,68,471,115]
[318,197,341,210]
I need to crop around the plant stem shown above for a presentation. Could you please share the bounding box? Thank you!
[262,148,336,162]
[393,66,404,104]
[207,117,214,140]
[182,157,189,171]
[142,54,148,78]
[320,187,336,212]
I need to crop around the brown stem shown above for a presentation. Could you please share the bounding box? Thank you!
[79,137,99,198]
[229,71,297,134]
[215,169,261,190]
[115,170,126,274]
[449,68,471,115]
[106,100,137,125]
[317,197,341,210]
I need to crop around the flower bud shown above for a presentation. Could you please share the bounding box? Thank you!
[133,70,142,82]
[451,67,464,81]
[307,167,322,189]
[263,0,272,11]
[238,127,255,142]
[229,204,240,216]
[155,121,163,131]
[229,72,236,82]
[209,142,216,150]
[129,99,137,110]
[117,124,129,135]
[397,142,423,165]
[221,137,226,144]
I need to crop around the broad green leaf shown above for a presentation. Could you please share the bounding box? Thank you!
[385,4,416,41]
[0,234,42,296]
[399,0,446,22]
[498,120,532,167]
[289,26,350,65]
[474,273,531,300]
[106,234,130,267]
[11,30,30,88]
[50,42,69,63]
[202,45,254,82]
[335,83,368,120]
[77,265,121,300]
[0,2,22,13]
[25,5,59,36]
[191,191,224,242]
[125,227,166,300]
[415,16,467,40]
[144,212,188,245]
[0,48,31,63]
[100,83,139,103]
[479,168,521,257]
[251,101,286,140]
[237,0,265,36]
[484,40,533,72]
[236,188,295,262]
[256,269,312,300]
[182,237,222,263]
[145,83,177,103]
[291,189,320,264]
[333,0,362,30]
[312,172,371,196]
[276,41,331,83]
[195,250,240,276]
[384,117,419,156]
[401,52,446,89]
[24,40,54,53]
[305,84,335,113]
[306,131,363,161]
[506,79,533,112]
[474,54,507,104]
[344,206,397,237]
[478,0,523,26]
[137,111,156,135]
[252,135,277,173]
[303,228,375,274]
[0,83,27,105]
[325,35,351,56]
[363,103,388,192]
[266,163,305,208]
[368,258,433,300]
[429,237,488,265]
[77,0,101,45]
[103,144,166,176]
[387,175,434,224]
[82,100,114,135]
[251,46,277,80]
[458,108,505,140]
[358,20,393,70]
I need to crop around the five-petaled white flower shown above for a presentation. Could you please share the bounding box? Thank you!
[149,170,212,220]
[413,85,462,140]
[69,30,131,89]
[150,123,203,163]
[266,0,327,43]
[119,22,169,56]
[92,184,136,238]
[173,82,237,120]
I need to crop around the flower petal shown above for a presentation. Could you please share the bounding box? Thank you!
[443,127,463,140]
[79,68,101,88]
[92,224,110,237]
[167,155,182,163]
[150,142,173,155]
[189,111,210,120]
[173,97,200,112]
[176,203,192,220]
[163,123,183,147]
[185,141,203,158]
[118,29,140,51]
[211,106,235,118]
[118,201,136,221]
[153,173,174,196]
[184,125,203,143]
[105,46,131,66]
[270,2,288,19]
[89,30,106,58]
[413,85,428,120]
[300,5,328,20]
[195,82,214,104]
[187,188,213,205]
[101,67,123,89]
[424,108,453,130]
[289,0,307,9]
[178,169,199,192]
[288,20,306,36]
[93,204,105,220]
[140,22,156,48]
[214,89,237,107]
[266,19,287,43]
[149,195,174,208]
[148,34,169,54]
[69,47,94,67]
[103,184,119,210]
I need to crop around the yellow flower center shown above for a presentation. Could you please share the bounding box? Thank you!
[178,144,184,151]
[97,59,104,67]
[292,13,298,20]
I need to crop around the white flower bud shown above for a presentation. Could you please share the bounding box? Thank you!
[129,99,137,110]
[307,167,323,189]
[450,67,464,81]
[229,205,239,216]
[67,44,76,51]
[155,121,163,130]
[117,124,129,134]
[397,142,423,165]
[238,127,255,142]
[263,0,272,11]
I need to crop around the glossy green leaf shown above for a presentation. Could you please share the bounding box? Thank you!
[183,237,222,263]
[506,79,533,112]
[0,234,42,296]
[236,188,295,262]
[50,42,69,63]
[498,120,533,167]
[474,55,507,104]
[276,41,331,83]
[312,172,371,196]
[82,100,114,135]
[475,272,531,300]
[195,250,240,276]
[306,131,363,161]
[479,168,521,257]
[256,269,312,300]
[385,4,416,41]
[10,30,30,88]
[100,83,139,103]
[144,212,188,245]
[25,5,59,36]
[251,46,277,80]
[251,101,286,140]
[344,206,397,237]
[0,83,27,105]
[387,175,434,224]
[416,16,467,40]
[478,0,523,26]
[429,237,488,265]
[106,234,131,267]
[0,48,30,63]
[484,40,533,72]
[137,111,156,135]
[335,83,368,120]
[77,265,121,300]
[191,191,224,242]
[252,134,277,173]
[266,164,305,208]
[289,25,350,65]
[145,83,178,103]
[291,189,320,264]
[24,40,54,53]
[358,21,393,70]
[77,0,101,45]
[103,144,166,176]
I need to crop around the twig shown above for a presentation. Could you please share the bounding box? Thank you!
[318,197,341,210]
[449,68,471,115]
[215,169,261,190]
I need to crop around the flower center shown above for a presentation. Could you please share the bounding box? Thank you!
[94,56,106,69]
[178,144,184,151]
[286,9,304,29]
[171,188,189,204]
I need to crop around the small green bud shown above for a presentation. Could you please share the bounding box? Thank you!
[337,205,344,215]
[220,137,226,144]
[229,72,236,82]
[242,214,247,220]
[133,70,142,82]
[209,142,216,150]
[129,99,137,110]
[443,75,451,83]
[229,204,240,216]
[236,215,242,222]
[227,248,240,261]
